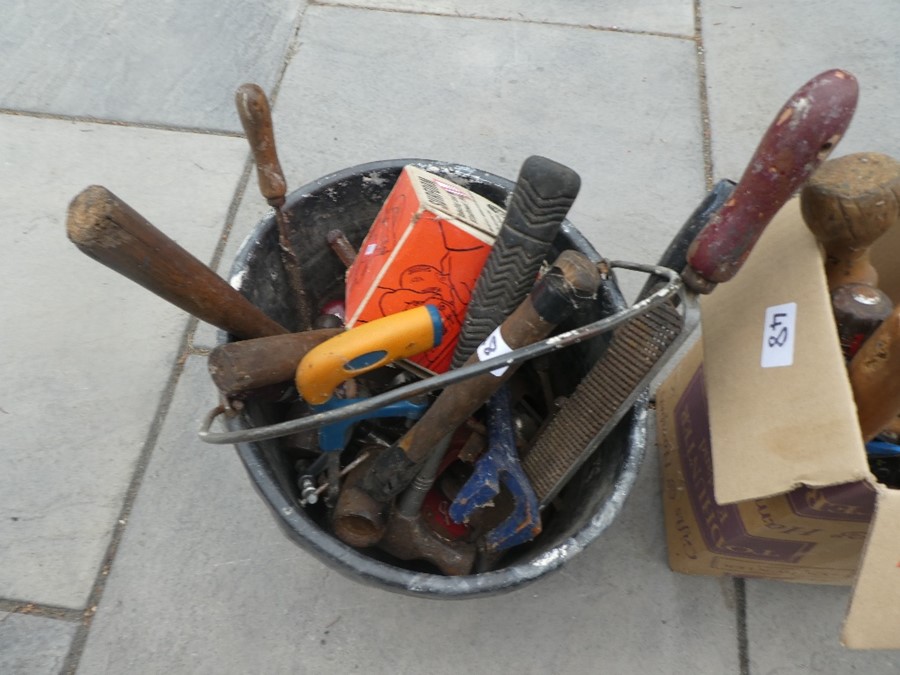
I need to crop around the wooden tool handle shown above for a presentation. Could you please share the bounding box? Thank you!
[849,306,900,441]
[235,83,287,204]
[801,152,900,289]
[66,185,288,339]
[208,329,342,397]
[685,69,859,293]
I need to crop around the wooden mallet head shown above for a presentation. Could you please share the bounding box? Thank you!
[801,152,900,290]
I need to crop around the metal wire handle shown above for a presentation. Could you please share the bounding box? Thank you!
[197,260,684,445]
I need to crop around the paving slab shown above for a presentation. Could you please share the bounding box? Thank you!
[0,114,246,609]
[702,1,900,179]
[0,1,304,132]
[745,580,900,673]
[317,0,695,36]
[76,356,740,673]
[0,611,79,675]
[193,3,706,350]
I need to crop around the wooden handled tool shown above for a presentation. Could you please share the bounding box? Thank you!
[235,82,312,330]
[331,250,601,549]
[684,69,859,293]
[332,251,600,549]
[524,69,859,507]
[800,152,900,290]
[394,155,582,546]
[830,283,893,360]
[849,305,900,441]
[208,328,342,397]
[66,185,288,340]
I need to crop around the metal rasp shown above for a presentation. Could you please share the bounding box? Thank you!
[523,68,860,508]
[451,155,581,368]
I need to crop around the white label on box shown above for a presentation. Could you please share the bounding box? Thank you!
[760,302,797,368]
[476,327,512,376]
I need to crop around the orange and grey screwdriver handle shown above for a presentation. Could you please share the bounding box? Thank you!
[849,306,900,441]
[66,185,288,340]
[801,152,900,290]
[684,69,859,294]
[235,83,288,207]
[295,305,444,405]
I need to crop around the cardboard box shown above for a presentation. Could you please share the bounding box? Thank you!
[345,165,506,373]
[656,198,900,649]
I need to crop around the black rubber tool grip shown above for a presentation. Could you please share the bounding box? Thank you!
[451,155,581,368]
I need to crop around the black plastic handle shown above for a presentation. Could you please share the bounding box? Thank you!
[451,155,581,368]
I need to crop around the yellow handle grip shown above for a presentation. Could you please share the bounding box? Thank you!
[296,305,443,405]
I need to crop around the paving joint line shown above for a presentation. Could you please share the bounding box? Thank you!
[310,1,695,41]
[60,319,197,675]
[0,599,82,624]
[183,0,309,353]
[693,0,714,190]
[0,107,242,138]
[734,577,750,675]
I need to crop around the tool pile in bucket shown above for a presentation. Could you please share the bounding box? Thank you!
[65,68,897,577]
[801,151,900,486]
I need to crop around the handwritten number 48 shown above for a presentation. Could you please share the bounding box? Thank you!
[768,312,789,348]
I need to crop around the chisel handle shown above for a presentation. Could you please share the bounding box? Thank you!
[66,185,288,340]
[235,83,287,205]
[295,305,444,405]
[451,155,581,367]
[685,69,859,293]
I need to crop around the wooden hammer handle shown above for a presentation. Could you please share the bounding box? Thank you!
[235,83,287,205]
[208,329,341,397]
[849,306,900,441]
[66,185,288,340]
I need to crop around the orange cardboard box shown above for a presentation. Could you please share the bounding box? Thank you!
[656,198,900,649]
[345,165,506,373]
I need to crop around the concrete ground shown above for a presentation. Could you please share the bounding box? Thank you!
[2,1,899,673]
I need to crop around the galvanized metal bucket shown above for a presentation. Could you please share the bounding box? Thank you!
[220,159,648,597]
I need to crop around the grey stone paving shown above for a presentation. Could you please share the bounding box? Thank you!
[0,1,304,132]
[77,358,740,674]
[0,115,246,609]
[0,612,78,675]
[2,1,899,673]
[702,0,900,178]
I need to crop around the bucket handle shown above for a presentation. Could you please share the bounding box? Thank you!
[198,260,683,445]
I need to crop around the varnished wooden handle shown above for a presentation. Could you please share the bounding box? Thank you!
[685,69,858,293]
[66,185,288,340]
[208,329,342,396]
[801,152,900,290]
[235,83,287,204]
[849,306,900,441]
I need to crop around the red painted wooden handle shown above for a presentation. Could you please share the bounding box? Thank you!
[685,69,859,293]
